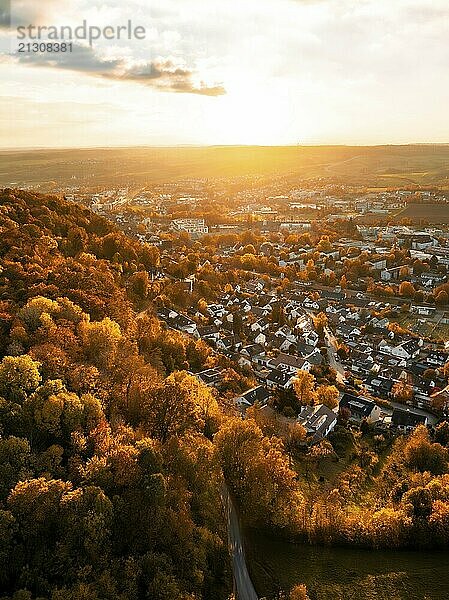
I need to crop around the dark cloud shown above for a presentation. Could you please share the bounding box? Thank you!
[15,44,226,96]
[112,58,226,95]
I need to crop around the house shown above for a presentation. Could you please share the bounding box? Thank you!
[275,325,295,340]
[370,316,390,331]
[381,266,402,281]
[297,340,317,357]
[253,332,267,345]
[391,408,427,432]
[195,368,224,388]
[379,339,422,360]
[411,305,437,317]
[351,349,374,372]
[269,335,294,353]
[364,375,394,398]
[241,300,252,313]
[238,344,266,367]
[286,303,306,321]
[207,304,226,318]
[171,313,199,336]
[306,348,324,366]
[251,318,270,333]
[420,272,447,288]
[197,325,220,343]
[319,290,346,302]
[268,353,311,374]
[298,404,337,441]
[339,393,382,423]
[367,258,387,270]
[240,344,265,359]
[171,218,208,237]
[157,307,178,321]
[234,386,271,410]
[426,351,448,368]
[266,369,295,389]
[245,279,265,293]
[303,330,319,347]
[216,335,241,351]
[303,298,320,310]
[430,385,449,412]
[336,323,362,341]
[256,294,276,312]
[410,233,438,250]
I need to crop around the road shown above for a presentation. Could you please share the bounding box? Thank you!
[324,327,346,384]
[222,485,259,600]
[323,330,438,425]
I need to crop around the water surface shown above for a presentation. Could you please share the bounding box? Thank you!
[245,529,449,600]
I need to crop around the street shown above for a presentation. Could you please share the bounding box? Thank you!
[324,326,346,384]
[222,485,259,600]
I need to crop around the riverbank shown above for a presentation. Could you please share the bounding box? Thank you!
[244,528,449,600]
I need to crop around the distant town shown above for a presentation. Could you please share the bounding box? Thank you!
[49,177,449,443]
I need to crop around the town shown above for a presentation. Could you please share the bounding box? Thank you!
[56,177,449,445]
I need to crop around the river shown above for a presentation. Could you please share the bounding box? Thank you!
[244,528,449,600]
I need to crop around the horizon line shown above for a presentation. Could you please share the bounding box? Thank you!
[1,142,449,153]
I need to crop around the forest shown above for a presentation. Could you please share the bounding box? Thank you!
[1,189,449,600]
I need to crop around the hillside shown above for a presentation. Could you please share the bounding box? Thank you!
[0,188,233,600]
[1,144,449,189]
[0,189,304,600]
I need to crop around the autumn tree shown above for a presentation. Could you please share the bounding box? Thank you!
[316,385,339,409]
[392,380,414,403]
[403,425,448,475]
[141,371,218,442]
[80,317,122,369]
[290,584,310,600]
[436,290,449,306]
[313,312,328,337]
[293,370,317,407]
[399,281,415,297]
[0,355,41,403]
[215,418,305,528]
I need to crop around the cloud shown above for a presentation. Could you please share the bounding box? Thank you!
[14,44,226,95]
[111,59,226,95]
[0,0,10,29]
[16,44,121,72]
[0,0,70,29]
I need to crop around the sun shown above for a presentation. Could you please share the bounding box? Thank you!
[204,77,308,145]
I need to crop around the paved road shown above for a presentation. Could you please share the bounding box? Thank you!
[222,485,259,600]
[324,327,346,384]
[323,329,439,425]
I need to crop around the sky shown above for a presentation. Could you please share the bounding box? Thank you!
[0,0,449,148]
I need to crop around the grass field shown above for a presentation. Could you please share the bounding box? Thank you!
[391,312,449,341]
[1,144,449,188]
[393,203,449,223]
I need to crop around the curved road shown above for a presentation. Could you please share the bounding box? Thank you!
[222,485,259,600]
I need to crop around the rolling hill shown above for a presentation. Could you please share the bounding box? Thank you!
[1,144,449,189]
